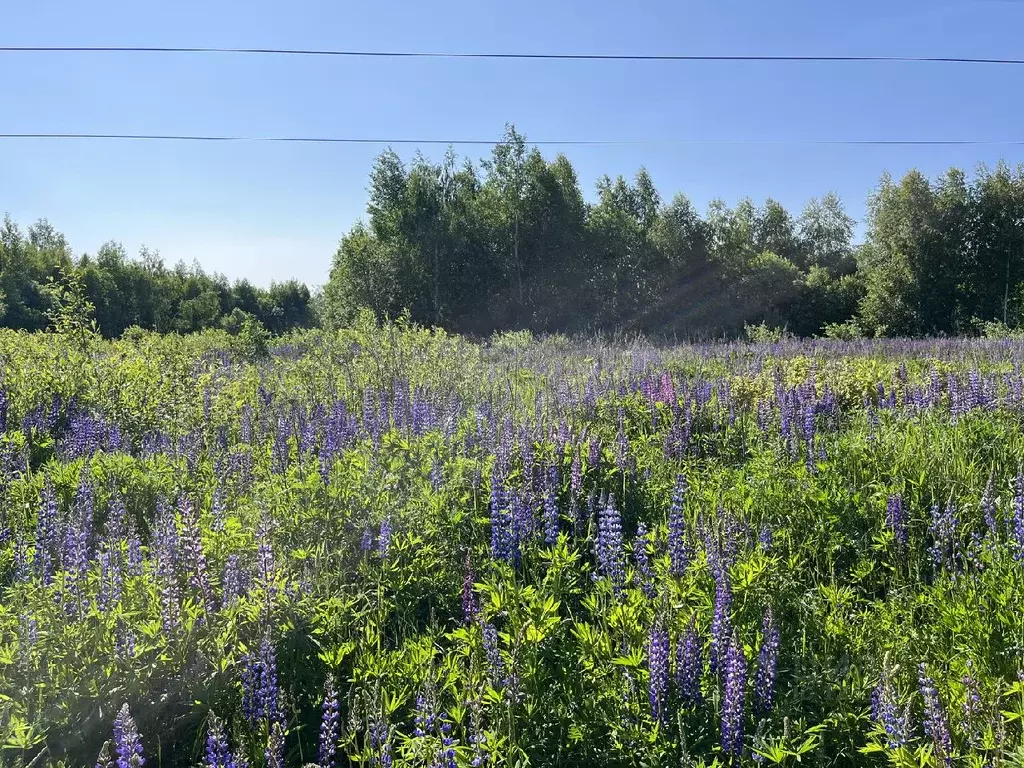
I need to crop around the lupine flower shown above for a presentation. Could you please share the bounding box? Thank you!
[961,661,981,744]
[754,607,780,715]
[204,713,241,768]
[1013,471,1024,561]
[462,554,478,623]
[154,502,180,634]
[438,716,457,768]
[369,712,393,768]
[981,475,997,538]
[720,632,746,757]
[319,677,340,768]
[265,721,284,768]
[179,496,215,613]
[632,524,655,598]
[542,465,559,546]
[482,622,505,689]
[34,482,59,585]
[919,664,953,766]
[709,570,733,674]
[758,525,772,551]
[675,616,703,707]
[647,619,670,722]
[872,669,910,748]
[928,503,962,575]
[378,517,392,560]
[489,468,514,563]
[241,634,281,725]
[668,474,689,577]
[112,703,145,768]
[596,494,625,590]
[95,740,116,768]
[256,513,276,604]
[222,555,246,605]
[885,494,908,552]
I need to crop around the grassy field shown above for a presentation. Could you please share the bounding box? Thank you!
[1,319,1023,767]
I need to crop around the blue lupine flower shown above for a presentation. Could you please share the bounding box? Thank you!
[754,607,780,715]
[319,677,340,768]
[720,632,746,757]
[112,703,145,768]
[885,494,908,552]
[378,517,392,560]
[632,524,655,599]
[596,494,625,591]
[543,465,559,546]
[709,569,732,675]
[919,663,953,766]
[675,616,703,708]
[647,620,670,722]
[871,670,910,748]
[668,474,689,577]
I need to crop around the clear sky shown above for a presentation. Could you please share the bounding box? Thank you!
[3,0,1023,288]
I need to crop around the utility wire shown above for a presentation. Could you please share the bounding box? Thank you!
[2,46,1024,65]
[2,133,1024,146]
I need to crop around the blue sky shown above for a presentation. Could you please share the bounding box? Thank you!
[3,0,1023,288]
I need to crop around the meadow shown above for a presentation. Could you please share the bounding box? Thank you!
[1,314,1023,767]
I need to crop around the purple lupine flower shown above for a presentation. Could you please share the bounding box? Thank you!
[570,449,582,500]
[204,713,237,768]
[369,712,393,768]
[154,501,180,634]
[265,721,284,768]
[754,607,780,715]
[1012,471,1024,561]
[319,677,340,768]
[709,570,732,675]
[647,620,670,722]
[758,525,772,551]
[981,475,997,538]
[632,524,655,599]
[360,525,374,553]
[675,616,703,707]
[885,493,908,553]
[919,663,953,766]
[97,548,122,612]
[438,716,457,768]
[482,622,505,690]
[720,632,746,757]
[211,486,226,533]
[125,520,143,581]
[961,660,981,744]
[510,492,533,562]
[872,673,911,748]
[179,496,215,613]
[462,555,478,623]
[34,482,59,585]
[542,465,559,546]
[115,620,136,662]
[928,503,962,575]
[222,555,245,605]
[377,517,392,560]
[256,513,276,604]
[241,634,280,725]
[95,740,116,768]
[596,493,625,591]
[112,703,145,768]
[668,474,689,577]
[587,438,601,473]
[489,466,514,563]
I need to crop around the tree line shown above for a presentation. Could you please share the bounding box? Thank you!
[0,217,313,338]
[324,126,1024,339]
[4,124,1024,340]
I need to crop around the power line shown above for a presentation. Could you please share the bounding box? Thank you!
[2,133,1024,147]
[2,46,1024,65]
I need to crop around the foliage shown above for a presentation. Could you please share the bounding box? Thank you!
[0,322,1022,767]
